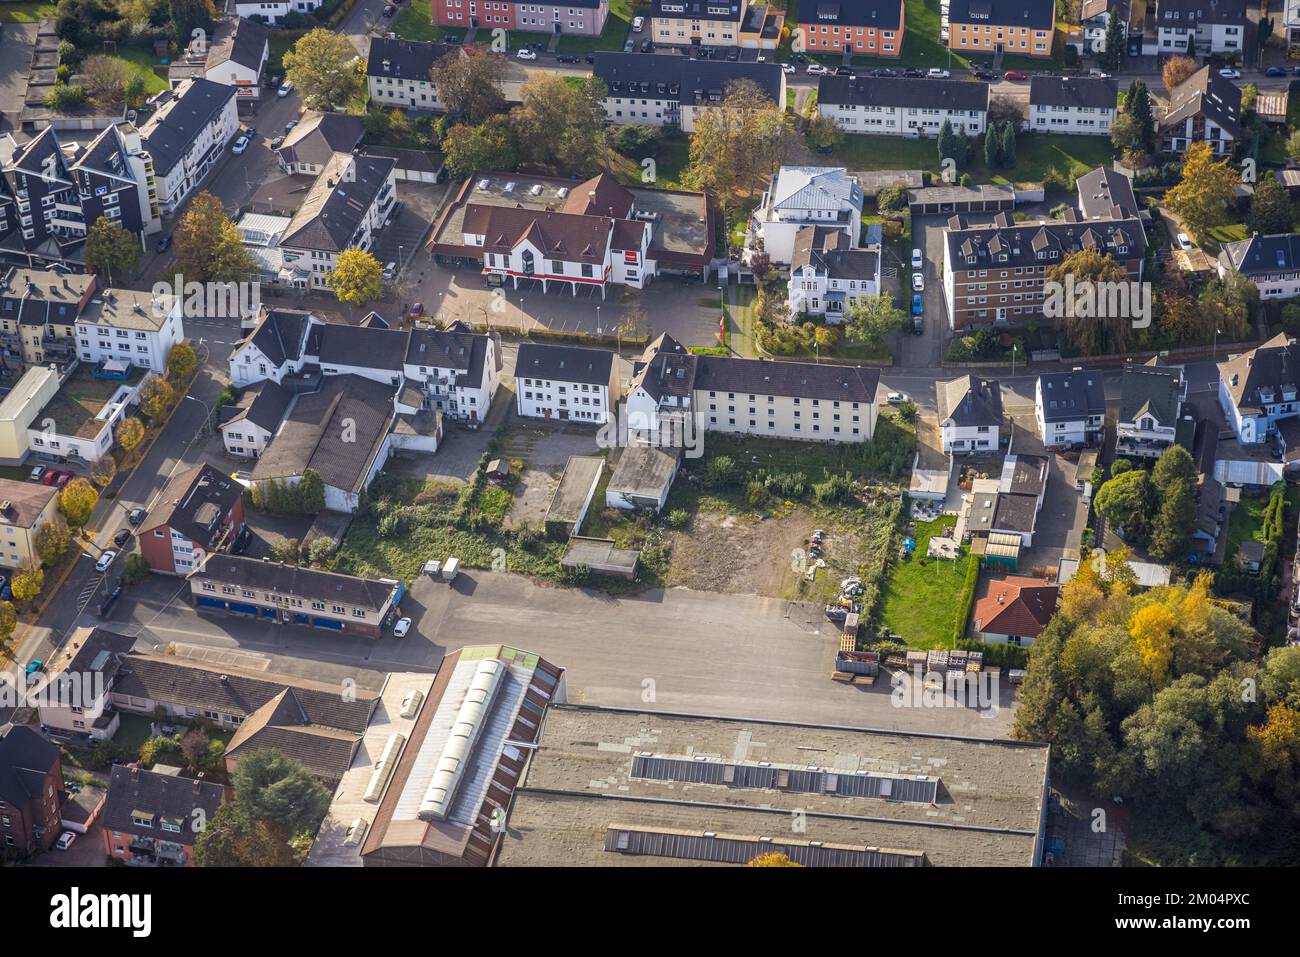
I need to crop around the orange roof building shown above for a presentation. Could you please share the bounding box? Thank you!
[972,575,1058,645]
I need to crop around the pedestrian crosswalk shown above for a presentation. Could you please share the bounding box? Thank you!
[77,575,104,612]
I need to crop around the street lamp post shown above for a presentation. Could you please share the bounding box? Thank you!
[184,394,212,436]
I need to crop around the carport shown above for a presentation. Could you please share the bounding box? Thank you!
[972,532,1021,570]
[907,184,1016,216]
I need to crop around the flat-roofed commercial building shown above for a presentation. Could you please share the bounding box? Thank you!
[495,705,1052,866]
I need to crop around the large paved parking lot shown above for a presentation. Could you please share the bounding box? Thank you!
[117,570,1017,737]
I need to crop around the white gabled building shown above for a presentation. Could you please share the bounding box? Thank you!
[366,36,461,112]
[1034,369,1106,448]
[1218,232,1300,300]
[75,287,185,374]
[170,17,270,102]
[937,374,1002,453]
[1080,0,1131,53]
[1156,0,1247,55]
[787,225,881,322]
[234,0,323,25]
[751,166,864,265]
[1028,76,1118,136]
[1116,357,1187,461]
[514,342,619,425]
[816,75,989,138]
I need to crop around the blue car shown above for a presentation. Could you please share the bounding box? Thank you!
[1266,66,1287,77]
[911,293,924,315]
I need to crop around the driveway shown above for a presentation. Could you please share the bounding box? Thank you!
[29,825,106,867]
[0,22,36,131]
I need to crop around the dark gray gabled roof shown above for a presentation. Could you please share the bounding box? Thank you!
[365,36,460,79]
[594,52,784,108]
[1160,66,1242,139]
[949,0,1055,28]
[244,308,312,367]
[799,1,904,27]
[195,555,400,615]
[1076,165,1141,221]
[207,16,270,73]
[939,375,1003,427]
[516,341,616,386]
[790,224,878,280]
[406,328,492,386]
[1220,232,1300,277]
[1120,358,1183,426]
[315,323,410,372]
[139,78,237,177]
[0,723,58,808]
[818,75,990,112]
[651,0,743,21]
[1029,75,1118,110]
[275,111,366,170]
[141,463,242,549]
[629,333,696,402]
[102,765,225,847]
[281,153,396,253]
[225,379,293,433]
[694,355,879,404]
[1037,370,1105,422]
[1156,0,1246,26]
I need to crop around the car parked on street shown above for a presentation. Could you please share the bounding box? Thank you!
[1218,68,1241,79]
[912,272,925,292]
[56,831,76,851]
[277,80,294,97]
[640,38,652,52]
[927,68,950,79]
[781,63,794,73]
[113,528,132,548]
[383,261,397,280]
[40,469,59,486]
[95,550,117,573]
[1266,66,1287,77]
[806,63,828,75]
[632,15,644,30]
[887,392,909,404]
[29,466,45,482]
[231,133,250,155]
[127,506,146,525]
[912,293,924,315]
[393,617,412,638]
[624,39,635,52]
[156,233,172,253]
[517,48,537,60]
[911,248,923,269]
[1003,70,1026,81]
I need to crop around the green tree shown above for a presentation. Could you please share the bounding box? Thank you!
[1248,172,1293,236]
[298,469,326,514]
[983,122,1000,167]
[166,342,198,381]
[1095,467,1153,543]
[998,121,1016,168]
[429,48,507,123]
[1046,248,1133,356]
[1164,142,1241,239]
[1150,477,1197,561]
[442,115,518,178]
[283,29,364,111]
[58,478,99,530]
[194,802,297,867]
[1100,12,1125,72]
[684,78,795,210]
[44,83,85,110]
[326,249,383,308]
[11,562,43,603]
[117,415,145,453]
[33,517,72,564]
[844,293,908,347]
[510,73,609,173]
[231,749,332,836]
[1151,443,1198,491]
[806,113,844,150]
[1126,81,1155,151]
[168,0,215,47]
[85,217,140,285]
[175,191,255,283]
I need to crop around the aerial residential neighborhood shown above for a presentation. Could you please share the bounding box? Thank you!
[0,0,1291,919]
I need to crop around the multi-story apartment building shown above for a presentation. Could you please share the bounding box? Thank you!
[102,765,225,866]
[1075,164,1142,221]
[1217,333,1300,445]
[235,0,323,24]
[137,464,246,576]
[191,555,404,638]
[937,374,1002,453]
[1289,0,1300,52]
[1218,232,1300,300]
[1034,369,1106,447]
[0,477,60,570]
[624,333,880,443]
[0,722,63,858]
[1116,357,1187,460]
[942,209,1146,331]
[1028,76,1118,135]
[1156,0,1246,55]
[0,124,161,268]
[278,153,397,290]
[947,0,1056,58]
[275,111,366,176]
[651,0,743,45]
[0,268,96,370]
[75,286,186,374]
[751,166,864,264]
[1158,66,1241,155]
[787,225,881,321]
[433,0,609,34]
[515,342,619,424]
[366,37,462,111]
[796,0,904,55]
[230,310,500,427]
[1080,0,1131,53]
[138,78,240,215]
[594,53,785,133]
[816,75,988,138]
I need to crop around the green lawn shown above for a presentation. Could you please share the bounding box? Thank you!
[393,0,464,42]
[104,49,170,97]
[0,2,56,22]
[557,0,641,53]
[1203,222,1249,255]
[268,31,296,75]
[880,516,976,649]
[831,131,1114,185]
[116,713,154,759]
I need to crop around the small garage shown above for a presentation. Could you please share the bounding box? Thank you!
[907,184,1016,216]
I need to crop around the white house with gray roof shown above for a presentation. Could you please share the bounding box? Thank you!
[816,75,989,138]
[515,341,619,425]
[1218,232,1300,300]
[751,166,864,265]
[234,0,323,25]
[1028,76,1118,135]
[1116,357,1187,460]
[594,52,785,133]
[138,78,239,215]
[938,374,1002,453]
[1034,369,1105,448]
[366,37,462,112]
[787,225,881,321]
[75,287,185,374]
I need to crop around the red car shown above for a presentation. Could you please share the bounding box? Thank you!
[1003,70,1027,81]
[408,302,424,318]
[40,469,59,486]
[55,472,72,489]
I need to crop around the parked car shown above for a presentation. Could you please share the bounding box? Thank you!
[834,66,852,76]
[874,67,898,78]
[127,506,146,526]
[155,233,172,253]
[557,54,578,64]
[927,68,950,79]
[55,472,71,489]
[284,119,298,134]
[277,80,294,97]
[624,40,635,52]
[383,261,397,280]
[40,469,59,486]
[95,550,117,573]
[382,3,395,14]
[727,48,740,61]
[1003,70,1027,81]
[781,63,795,74]
[28,466,45,482]
[269,135,284,150]
[516,48,537,60]
[409,302,424,318]
[56,831,76,851]
[1177,232,1193,250]
[1218,68,1241,79]
[911,293,924,315]
[902,67,923,77]
[911,248,923,269]
[806,63,828,75]
[231,133,250,155]
[113,528,131,548]
[1266,66,1287,77]
[25,660,45,680]
[912,315,924,336]
[585,54,596,64]
[887,392,909,404]
[632,15,644,30]
[393,617,412,638]
[912,272,925,292]
[1088,68,1110,78]
[640,38,652,52]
